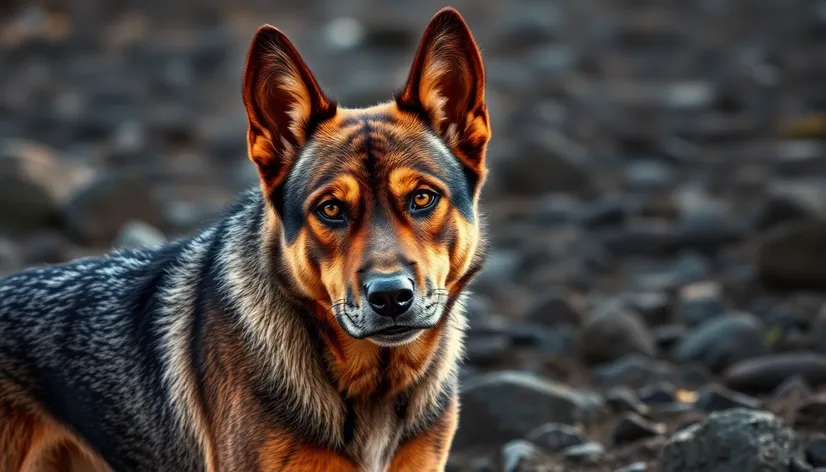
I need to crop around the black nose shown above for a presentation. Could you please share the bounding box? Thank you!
[364,276,414,318]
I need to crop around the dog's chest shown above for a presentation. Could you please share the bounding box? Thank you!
[350,402,404,472]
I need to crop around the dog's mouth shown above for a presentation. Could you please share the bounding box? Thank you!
[333,296,446,345]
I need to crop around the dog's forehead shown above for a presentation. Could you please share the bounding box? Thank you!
[292,108,465,193]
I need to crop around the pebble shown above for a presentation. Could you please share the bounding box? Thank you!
[525,423,586,453]
[594,354,675,389]
[455,371,604,449]
[563,442,605,462]
[807,437,826,468]
[580,302,656,365]
[724,352,826,394]
[604,386,650,416]
[114,220,167,249]
[613,412,665,445]
[500,440,542,472]
[522,289,585,327]
[673,313,769,373]
[614,463,648,472]
[794,394,826,430]
[676,281,726,327]
[694,384,761,413]
[638,382,677,406]
[661,409,799,472]
[758,219,826,291]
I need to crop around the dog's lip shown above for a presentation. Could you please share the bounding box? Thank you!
[374,325,419,336]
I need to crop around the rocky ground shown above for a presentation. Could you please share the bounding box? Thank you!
[3,0,826,471]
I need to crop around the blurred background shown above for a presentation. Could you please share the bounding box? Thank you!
[3,0,826,470]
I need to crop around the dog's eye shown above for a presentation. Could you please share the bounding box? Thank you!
[410,189,439,212]
[317,200,345,222]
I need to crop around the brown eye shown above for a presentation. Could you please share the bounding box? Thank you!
[317,200,345,222]
[410,189,439,212]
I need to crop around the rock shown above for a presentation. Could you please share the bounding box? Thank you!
[465,334,510,367]
[580,303,656,365]
[603,220,678,257]
[579,197,626,228]
[754,183,826,230]
[813,307,826,355]
[774,140,826,176]
[638,382,676,406]
[522,289,585,327]
[773,375,814,399]
[676,281,726,327]
[63,173,166,245]
[807,437,826,468]
[604,386,650,416]
[694,384,761,412]
[563,442,604,462]
[660,409,800,472]
[675,204,745,250]
[624,159,675,191]
[613,412,665,445]
[507,323,574,357]
[626,291,671,326]
[501,440,542,472]
[525,423,586,453]
[0,237,19,275]
[594,354,675,389]
[680,364,712,389]
[22,231,74,265]
[455,371,604,449]
[614,463,648,472]
[323,17,365,52]
[494,131,594,197]
[0,139,87,233]
[673,314,769,373]
[114,220,167,250]
[724,353,826,394]
[531,194,582,226]
[653,325,687,352]
[758,220,826,290]
[795,395,826,430]
[662,81,716,111]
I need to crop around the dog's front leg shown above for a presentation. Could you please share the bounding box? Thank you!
[387,399,458,472]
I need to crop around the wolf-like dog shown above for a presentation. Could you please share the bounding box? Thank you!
[0,7,490,471]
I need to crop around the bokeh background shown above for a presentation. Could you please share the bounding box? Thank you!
[3,0,826,470]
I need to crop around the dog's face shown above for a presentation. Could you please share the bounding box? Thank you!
[242,9,490,346]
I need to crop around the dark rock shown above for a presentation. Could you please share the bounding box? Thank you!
[469,457,496,472]
[0,139,70,232]
[594,354,675,389]
[626,292,671,326]
[579,197,626,228]
[613,412,665,445]
[774,140,826,176]
[580,303,656,364]
[493,131,594,197]
[796,395,826,430]
[625,160,675,191]
[522,289,585,327]
[758,220,826,290]
[63,173,166,245]
[531,194,582,226]
[563,442,604,462]
[455,371,604,449]
[525,423,586,453]
[754,183,826,231]
[660,409,800,472]
[668,252,713,286]
[22,231,74,265]
[773,375,814,399]
[465,334,510,367]
[724,353,826,394]
[813,307,826,355]
[604,386,650,416]
[603,220,678,257]
[501,440,542,472]
[695,384,761,412]
[675,204,745,250]
[673,314,769,373]
[638,382,676,406]
[114,220,167,250]
[676,281,726,327]
[807,437,826,468]
[653,324,687,352]
[680,364,712,389]
[614,463,648,472]
[507,324,574,357]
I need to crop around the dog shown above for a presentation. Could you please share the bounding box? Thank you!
[0,7,490,471]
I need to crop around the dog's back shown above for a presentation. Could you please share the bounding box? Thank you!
[0,230,204,470]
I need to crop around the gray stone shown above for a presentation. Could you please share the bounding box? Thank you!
[724,353,826,394]
[580,302,655,365]
[676,281,726,327]
[114,220,167,250]
[758,220,826,290]
[660,409,800,472]
[525,423,586,453]
[673,314,769,373]
[501,440,542,472]
[455,371,604,450]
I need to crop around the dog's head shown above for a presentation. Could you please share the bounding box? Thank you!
[242,8,489,346]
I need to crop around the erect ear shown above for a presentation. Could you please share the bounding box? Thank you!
[242,25,336,201]
[395,8,490,188]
